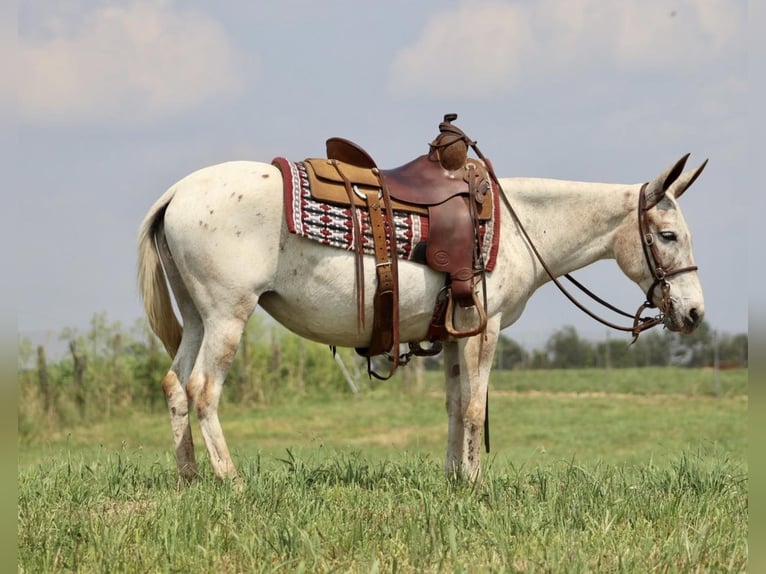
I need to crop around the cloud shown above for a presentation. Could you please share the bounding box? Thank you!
[388,1,532,98]
[389,0,745,98]
[18,1,244,125]
[0,2,16,124]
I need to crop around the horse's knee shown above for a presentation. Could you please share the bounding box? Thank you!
[445,390,461,415]
[162,371,188,411]
[162,371,181,399]
[463,399,486,428]
[185,373,205,409]
[187,374,220,420]
[444,361,461,411]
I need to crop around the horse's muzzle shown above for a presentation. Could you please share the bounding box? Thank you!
[663,303,704,334]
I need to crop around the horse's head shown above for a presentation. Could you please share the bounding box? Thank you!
[615,154,707,334]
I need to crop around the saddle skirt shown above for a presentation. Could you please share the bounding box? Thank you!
[272,156,500,271]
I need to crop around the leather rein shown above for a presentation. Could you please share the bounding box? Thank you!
[470,142,698,340]
[448,128,697,456]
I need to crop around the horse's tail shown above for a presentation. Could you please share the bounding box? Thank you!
[137,188,183,358]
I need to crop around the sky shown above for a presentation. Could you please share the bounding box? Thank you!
[11,0,750,352]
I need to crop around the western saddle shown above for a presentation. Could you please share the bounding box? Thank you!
[302,114,494,378]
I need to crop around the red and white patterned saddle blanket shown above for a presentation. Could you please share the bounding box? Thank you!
[272,157,500,271]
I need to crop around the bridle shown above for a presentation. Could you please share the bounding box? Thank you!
[632,181,698,335]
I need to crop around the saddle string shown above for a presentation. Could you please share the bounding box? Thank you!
[467,163,490,327]
[330,160,366,332]
[366,172,402,381]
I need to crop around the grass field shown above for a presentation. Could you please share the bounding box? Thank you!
[18,368,748,572]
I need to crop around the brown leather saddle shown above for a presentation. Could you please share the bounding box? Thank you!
[302,114,494,378]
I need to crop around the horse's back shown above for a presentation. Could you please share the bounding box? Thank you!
[166,160,282,208]
[164,160,283,236]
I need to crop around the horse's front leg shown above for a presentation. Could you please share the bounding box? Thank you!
[443,341,464,478]
[443,313,501,482]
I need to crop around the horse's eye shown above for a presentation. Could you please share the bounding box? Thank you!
[659,231,677,241]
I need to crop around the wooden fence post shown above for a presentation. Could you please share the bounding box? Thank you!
[36,345,51,415]
[70,340,86,418]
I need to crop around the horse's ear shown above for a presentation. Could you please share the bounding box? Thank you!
[644,153,690,208]
[668,159,708,200]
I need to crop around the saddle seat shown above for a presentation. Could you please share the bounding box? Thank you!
[303,142,492,219]
[383,154,487,208]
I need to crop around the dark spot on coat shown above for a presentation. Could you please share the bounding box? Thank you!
[238,194,243,201]
[262,173,269,178]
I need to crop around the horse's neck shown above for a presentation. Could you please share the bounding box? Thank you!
[499,177,639,284]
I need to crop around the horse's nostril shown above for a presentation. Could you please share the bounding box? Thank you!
[689,308,701,325]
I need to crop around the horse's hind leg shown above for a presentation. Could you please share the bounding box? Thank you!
[186,310,254,482]
[159,242,204,481]
[162,323,202,481]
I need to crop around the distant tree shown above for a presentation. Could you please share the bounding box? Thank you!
[545,326,595,368]
[17,309,750,442]
[528,349,549,369]
[717,332,748,368]
[125,319,171,409]
[630,330,673,366]
[594,337,635,368]
[37,345,51,415]
[18,337,34,371]
[495,334,528,370]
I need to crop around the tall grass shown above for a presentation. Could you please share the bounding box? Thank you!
[19,448,746,573]
[18,368,747,572]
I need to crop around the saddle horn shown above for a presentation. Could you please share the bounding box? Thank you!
[430,113,473,171]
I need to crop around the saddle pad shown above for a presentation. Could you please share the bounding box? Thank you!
[272,157,500,271]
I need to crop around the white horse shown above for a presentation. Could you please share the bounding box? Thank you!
[138,152,706,483]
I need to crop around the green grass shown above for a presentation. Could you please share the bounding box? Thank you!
[489,366,747,397]
[18,368,748,572]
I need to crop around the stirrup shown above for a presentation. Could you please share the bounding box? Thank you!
[444,289,487,338]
